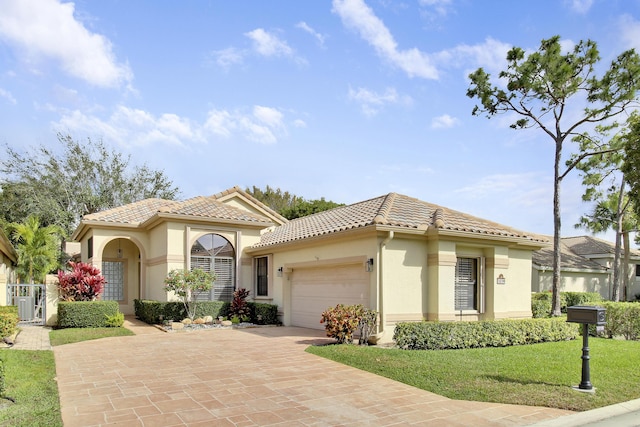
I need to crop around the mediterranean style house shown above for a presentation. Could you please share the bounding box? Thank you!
[532,235,640,301]
[70,186,548,341]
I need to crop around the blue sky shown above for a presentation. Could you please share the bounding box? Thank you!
[1,0,639,240]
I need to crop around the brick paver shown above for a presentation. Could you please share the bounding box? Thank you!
[53,319,573,426]
[9,324,52,350]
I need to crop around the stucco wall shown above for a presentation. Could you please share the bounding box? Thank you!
[534,269,611,299]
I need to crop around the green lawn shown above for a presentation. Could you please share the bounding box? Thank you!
[0,350,62,427]
[307,338,640,412]
[49,326,134,346]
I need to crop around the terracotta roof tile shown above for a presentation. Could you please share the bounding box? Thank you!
[83,199,177,224]
[253,193,545,248]
[82,196,273,226]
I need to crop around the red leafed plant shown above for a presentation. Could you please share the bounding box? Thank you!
[57,261,106,301]
[229,288,251,322]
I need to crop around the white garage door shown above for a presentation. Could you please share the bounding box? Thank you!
[290,264,370,330]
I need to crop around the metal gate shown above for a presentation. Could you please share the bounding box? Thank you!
[6,284,46,325]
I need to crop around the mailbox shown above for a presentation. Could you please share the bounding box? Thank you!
[566,306,606,326]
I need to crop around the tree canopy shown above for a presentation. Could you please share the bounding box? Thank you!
[0,134,180,238]
[246,185,343,220]
[467,35,640,314]
[8,216,61,283]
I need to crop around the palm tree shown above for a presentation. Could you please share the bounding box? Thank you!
[9,216,61,284]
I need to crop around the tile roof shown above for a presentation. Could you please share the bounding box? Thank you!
[253,193,546,248]
[532,236,640,271]
[532,241,607,271]
[82,196,274,226]
[561,235,640,257]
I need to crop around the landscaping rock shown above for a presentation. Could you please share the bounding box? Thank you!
[221,320,232,326]
[171,322,184,330]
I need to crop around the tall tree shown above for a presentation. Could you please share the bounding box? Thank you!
[467,36,640,315]
[245,185,298,214]
[246,185,343,220]
[0,134,180,238]
[8,216,61,284]
[574,117,639,301]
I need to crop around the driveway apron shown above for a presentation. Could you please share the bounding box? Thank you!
[54,321,572,426]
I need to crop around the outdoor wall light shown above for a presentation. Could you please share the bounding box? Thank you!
[277,266,283,277]
[365,258,374,272]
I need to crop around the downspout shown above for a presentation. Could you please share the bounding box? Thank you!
[373,231,394,343]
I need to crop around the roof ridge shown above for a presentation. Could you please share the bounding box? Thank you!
[432,208,445,228]
[373,193,397,224]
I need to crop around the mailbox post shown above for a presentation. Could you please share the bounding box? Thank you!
[566,306,606,392]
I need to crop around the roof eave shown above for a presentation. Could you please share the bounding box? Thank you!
[431,228,549,249]
[142,212,275,230]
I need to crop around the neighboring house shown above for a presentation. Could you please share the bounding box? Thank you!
[0,227,17,293]
[532,235,640,301]
[71,186,548,341]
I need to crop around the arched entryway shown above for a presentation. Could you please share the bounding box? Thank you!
[102,237,141,315]
[190,233,235,302]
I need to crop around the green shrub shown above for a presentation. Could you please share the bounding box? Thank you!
[105,311,125,327]
[320,304,376,344]
[134,299,281,325]
[0,306,18,315]
[563,292,602,309]
[0,311,18,338]
[595,301,640,340]
[531,291,603,317]
[57,301,120,328]
[393,318,579,350]
[248,302,279,325]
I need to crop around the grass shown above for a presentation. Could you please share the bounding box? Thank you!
[307,338,640,411]
[49,326,134,346]
[0,350,62,427]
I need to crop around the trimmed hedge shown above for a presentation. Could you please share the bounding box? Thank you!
[592,301,640,340]
[0,311,18,339]
[134,299,280,325]
[57,301,121,328]
[393,318,579,350]
[531,291,602,318]
[0,306,18,315]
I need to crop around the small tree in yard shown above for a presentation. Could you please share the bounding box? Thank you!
[229,288,251,322]
[57,261,105,301]
[163,268,215,320]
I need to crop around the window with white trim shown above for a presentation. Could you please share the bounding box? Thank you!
[190,233,235,302]
[455,257,478,311]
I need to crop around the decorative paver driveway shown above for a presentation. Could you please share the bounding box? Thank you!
[54,321,572,426]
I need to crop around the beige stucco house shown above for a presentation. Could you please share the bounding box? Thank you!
[532,235,640,301]
[0,228,17,292]
[71,186,548,340]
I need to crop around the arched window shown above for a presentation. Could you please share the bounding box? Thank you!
[190,233,235,302]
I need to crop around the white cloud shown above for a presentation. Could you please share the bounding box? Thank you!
[212,47,245,68]
[567,0,594,14]
[348,86,412,116]
[419,0,453,17]
[0,0,132,88]
[0,88,16,104]
[54,103,294,146]
[296,21,326,47]
[332,0,438,79]
[441,37,511,75]
[454,172,550,203]
[245,28,293,58]
[431,114,459,129]
[619,14,640,51]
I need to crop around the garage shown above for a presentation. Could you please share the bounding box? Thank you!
[290,263,370,330]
